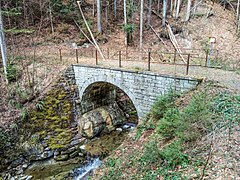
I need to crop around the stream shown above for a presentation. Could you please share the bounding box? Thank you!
[73,122,136,180]
[24,123,137,180]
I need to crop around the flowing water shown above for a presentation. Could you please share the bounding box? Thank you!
[25,123,136,180]
[74,158,102,180]
[73,122,136,180]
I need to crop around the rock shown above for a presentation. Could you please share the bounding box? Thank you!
[116,128,123,132]
[26,175,33,180]
[19,175,33,180]
[22,163,28,170]
[105,125,115,133]
[54,151,60,156]
[78,102,126,138]
[69,151,79,158]
[54,154,69,161]
[61,146,77,155]
[70,138,84,146]
[40,151,53,159]
[79,145,86,150]
[78,153,84,157]
[44,147,50,151]
[15,168,23,175]
[11,157,24,168]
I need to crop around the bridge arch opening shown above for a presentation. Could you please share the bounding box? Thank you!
[80,81,139,124]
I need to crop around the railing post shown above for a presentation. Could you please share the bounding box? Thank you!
[173,49,177,64]
[126,46,128,60]
[148,51,151,71]
[95,49,98,65]
[119,50,122,67]
[205,50,208,67]
[75,49,78,63]
[186,54,190,75]
[107,48,110,59]
[59,48,62,62]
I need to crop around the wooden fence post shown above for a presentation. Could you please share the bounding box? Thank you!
[173,49,177,64]
[75,49,78,63]
[148,51,151,71]
[119,51,122,67]
[126,46,128,60]
[95,49,98,65]
[205,50,208,67]
[186,54,190,75]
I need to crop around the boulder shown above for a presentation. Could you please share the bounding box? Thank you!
[77,102,126,138]
[54,154,69,161]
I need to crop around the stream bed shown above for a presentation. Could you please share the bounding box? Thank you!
[25,123,136,180]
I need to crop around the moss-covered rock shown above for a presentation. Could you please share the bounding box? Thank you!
[21,77,77,151]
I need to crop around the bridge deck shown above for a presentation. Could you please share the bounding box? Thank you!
[74,57,240,91]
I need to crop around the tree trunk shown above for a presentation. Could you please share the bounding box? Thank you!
[162,0,167,27]
[176,0,181,19]
[140,0,144,50]
[170,0,173,14]
[105,1,109,23]
[185,0,192,22]
[49,2,54,33]
[0,9,8,83]
[157,0,160,15]
[147,0,152,28]
[237,0,240,32]
[93,0,95,16]
[114,0,117,19]
[193,0,198,14]
[124,0,127,46]
[97,0,102,33]
[173,0,177,16]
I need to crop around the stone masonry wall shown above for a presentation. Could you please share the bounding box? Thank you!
[73,65,202,119]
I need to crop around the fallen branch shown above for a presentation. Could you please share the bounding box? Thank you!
[77,1,105,61]
[149,25,166,46]
[73,20,95,46]
[151,10,186,63]
[167,24,186,63]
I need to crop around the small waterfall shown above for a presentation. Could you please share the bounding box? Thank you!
[74,158,102,180]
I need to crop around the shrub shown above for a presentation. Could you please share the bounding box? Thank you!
[106,157,118,167]
[157,108,183,139]
[160,141,189,169]
[213,93,240,123]
[140,138,162,164]
[151,91,179,120]
[0,128,10,150]
[7,64,20,82]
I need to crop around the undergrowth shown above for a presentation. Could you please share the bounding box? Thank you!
[100,87,240,179]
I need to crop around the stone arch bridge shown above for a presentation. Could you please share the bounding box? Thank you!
[69,65,201,119]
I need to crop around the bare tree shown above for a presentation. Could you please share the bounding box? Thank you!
[185,0,192,21]
[170,0,173,14]
[147,0,152,28]
[176,0,181,19]
[140,0,144,50]
[237,0,240,31]
[162,0,167,27]
[0,8,8,83]
[124,0,127,46]
[114,0,117,18]
[157,0,160,14]
[97,0,102,33]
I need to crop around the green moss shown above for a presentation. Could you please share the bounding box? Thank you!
[21,78,75,150]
